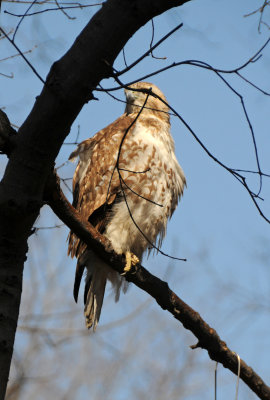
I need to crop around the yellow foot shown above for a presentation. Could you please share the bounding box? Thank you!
[121,251,139,275]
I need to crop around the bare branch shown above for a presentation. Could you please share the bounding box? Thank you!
[115,22,183,76]
[12,0,38,41]
[0,27,45,84]
[0,45,37,63]
[149,19,167,60]
[244,1,270,33]
[33,223,64,231]
[0,71,13,78]
[3,2,102,18]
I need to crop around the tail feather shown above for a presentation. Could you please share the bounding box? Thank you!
[84,276,91,305]
[73,262,85,303]
[84,268,107,331]
[74,250,128,330]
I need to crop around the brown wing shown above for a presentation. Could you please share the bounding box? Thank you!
[68,113,136,259]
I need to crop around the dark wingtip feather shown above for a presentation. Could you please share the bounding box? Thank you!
[73,263,85,303]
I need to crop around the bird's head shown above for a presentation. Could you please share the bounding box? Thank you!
[124,81,170,123]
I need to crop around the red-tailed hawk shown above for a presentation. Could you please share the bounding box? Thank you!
[68,81,186,330]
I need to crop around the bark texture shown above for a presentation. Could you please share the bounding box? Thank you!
[0,1,190,398]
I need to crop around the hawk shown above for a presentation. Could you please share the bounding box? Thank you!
[68,81,186,330]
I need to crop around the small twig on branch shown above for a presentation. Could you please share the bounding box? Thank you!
[33,223,65,231]
[60,177,72,193]
[45,170,270,400]
[232,168,270,178]
[0,71,13,78]
[115,21,183,76]
[235,71,270,96]
[0,46,37,63]
[244,1,269,18]
[0,27,45,84]
[149,19,167,60]
[244,1,270,33]
[122,47,128,68]
[54,0,75,20]
[11,0,38,41]
[3,3,102,18]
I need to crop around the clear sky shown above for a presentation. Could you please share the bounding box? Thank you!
[1,1,270,399]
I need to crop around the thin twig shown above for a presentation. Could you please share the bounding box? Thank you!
[115,22,183,76]
[122,47,128,68]
[12,0,38,41]
[4,3,101,17]
[0,27,45,84]
[33,223,65,231]
[0,46,37,63]
[149,19,167,60]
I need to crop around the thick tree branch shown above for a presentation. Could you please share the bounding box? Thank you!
[46,171,270,400]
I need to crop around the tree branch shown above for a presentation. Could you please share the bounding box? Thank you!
[46,171,270,400]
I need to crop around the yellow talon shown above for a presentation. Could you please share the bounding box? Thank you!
[121,251,139,275]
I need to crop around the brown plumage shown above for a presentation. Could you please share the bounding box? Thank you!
[68,82,186,330]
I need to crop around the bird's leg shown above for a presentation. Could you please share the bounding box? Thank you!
[121,251,139,275]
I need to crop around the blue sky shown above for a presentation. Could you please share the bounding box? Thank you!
[1,1,270,399]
